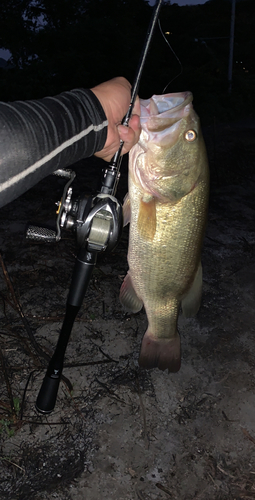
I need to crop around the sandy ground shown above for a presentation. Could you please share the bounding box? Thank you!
[0,119,255,500]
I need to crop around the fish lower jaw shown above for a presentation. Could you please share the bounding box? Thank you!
[139,330,181,373]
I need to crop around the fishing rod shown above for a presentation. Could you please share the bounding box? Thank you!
[102,0,163,197]
[28,0,163,414]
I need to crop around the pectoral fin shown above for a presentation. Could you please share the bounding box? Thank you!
[119,272,143,313]
[122,193,131,226]
[181,262,203,318]
[137,197,156,241]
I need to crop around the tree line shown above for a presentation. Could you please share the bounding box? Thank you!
[0,0,254,123]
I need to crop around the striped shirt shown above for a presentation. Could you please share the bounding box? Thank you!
[0,89,108,208]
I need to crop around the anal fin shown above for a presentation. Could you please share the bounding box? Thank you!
[119,272,143,313]
[181,261,202,318]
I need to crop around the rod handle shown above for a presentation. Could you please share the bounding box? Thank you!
[36,374,61,414]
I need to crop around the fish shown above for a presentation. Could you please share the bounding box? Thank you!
[119,91,209,372]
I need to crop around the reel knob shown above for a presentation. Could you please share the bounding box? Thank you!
[26,225,58,242]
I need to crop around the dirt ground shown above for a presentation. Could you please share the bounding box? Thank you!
[0,118,255,500]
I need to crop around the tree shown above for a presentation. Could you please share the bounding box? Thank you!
[0,0,254,123]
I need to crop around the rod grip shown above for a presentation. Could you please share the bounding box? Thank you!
[36,374,61,414]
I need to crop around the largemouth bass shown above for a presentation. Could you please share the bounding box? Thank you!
[120,92,209,372]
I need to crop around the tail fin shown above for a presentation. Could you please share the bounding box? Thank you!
[139,330,181,373]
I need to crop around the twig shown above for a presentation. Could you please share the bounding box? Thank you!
[156,482,172,496]
[208,472,220,489]
[0,254,47,363]
[20,371,36,420]
[0,456,25,473]
[91,342,118,363]
[0,292,41,366]
[222,410,238,422]
[0,292,15,312]
[0,347,16,422]
[135,375,149,449]
[136,490,147,500]
[217,464,235,479]
[192,486,211,499]
[19,420,68,425]
[242,427,255,446]
[64,359,115,368]
[205,235,222,246]
[95,378,127,405]
[0,401,12,412]
[0,254,73,392]
[61,387,88,422]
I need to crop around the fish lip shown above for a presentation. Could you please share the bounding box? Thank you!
[139,91,194,142]
[140,91,193,118]
[154,91,193,114]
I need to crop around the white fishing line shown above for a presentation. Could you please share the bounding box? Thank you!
[158,19,183,93]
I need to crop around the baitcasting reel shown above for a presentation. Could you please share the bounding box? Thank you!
[26,167,123,254]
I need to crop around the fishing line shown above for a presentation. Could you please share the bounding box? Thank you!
[158,19,183,93]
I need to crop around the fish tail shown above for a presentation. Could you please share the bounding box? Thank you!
[139,330,181,373]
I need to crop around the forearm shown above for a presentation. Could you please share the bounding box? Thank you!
[0,89,108,208]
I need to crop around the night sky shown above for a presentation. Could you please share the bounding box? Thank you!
[173,0,208,4]
[149,0,208,4]
[0,1,209,61]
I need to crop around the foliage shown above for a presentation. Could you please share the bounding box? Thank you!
[0,419,15,438]
[0,398,20,438]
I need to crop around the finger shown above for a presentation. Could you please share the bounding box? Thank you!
[118,116,139,132]
[129,113,141,135]
[118,116,141,154]
[132,96,141,117]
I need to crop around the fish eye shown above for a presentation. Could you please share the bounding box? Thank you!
[185,130,197,142]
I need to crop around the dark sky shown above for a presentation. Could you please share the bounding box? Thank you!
[0,0,209,60]
[172,0,208,4]
[149,0,208,4]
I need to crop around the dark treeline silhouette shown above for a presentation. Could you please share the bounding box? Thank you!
[0,0,254,123]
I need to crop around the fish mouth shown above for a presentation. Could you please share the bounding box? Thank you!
[140,91,193,116]
[130,91,196,198]
[139,91,193,139]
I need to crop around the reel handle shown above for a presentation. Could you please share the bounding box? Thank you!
[26,168,76,243]
[26,225,57,242]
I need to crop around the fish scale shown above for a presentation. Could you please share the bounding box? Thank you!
[120,92,209,373]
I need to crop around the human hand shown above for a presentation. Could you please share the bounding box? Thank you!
[91,77,141,162]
